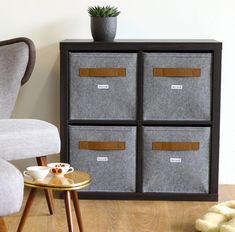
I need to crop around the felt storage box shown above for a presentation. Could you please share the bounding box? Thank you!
[143,53,212,121]
[142,126,210,193]
[69,125,136,192]
[69,53,137,120]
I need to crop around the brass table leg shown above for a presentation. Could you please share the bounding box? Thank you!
[64,191,74,232]
[17,188,37,232]
[36,156,54,215]
[71,190,84,232]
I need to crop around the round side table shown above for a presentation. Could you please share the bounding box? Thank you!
[17,170,91,232]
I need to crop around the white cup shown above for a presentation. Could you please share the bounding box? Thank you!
[23,166,50,180]
[47,163,74,177]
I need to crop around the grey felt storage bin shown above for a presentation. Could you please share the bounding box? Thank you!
[143,126,210,193]
[143,53,212,120]
[69,126,136,192]
[69,53,137,120]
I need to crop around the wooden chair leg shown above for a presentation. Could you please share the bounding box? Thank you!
[17,188,37,232]
[36,156,54,215]
[71,191,84,232]
[64,191,74,232]
[0,217,7,232]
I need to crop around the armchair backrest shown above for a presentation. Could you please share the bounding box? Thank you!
[0,37,35,119]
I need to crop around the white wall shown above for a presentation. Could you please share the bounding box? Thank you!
[1,0,235,183]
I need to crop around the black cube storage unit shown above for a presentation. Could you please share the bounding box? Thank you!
[60,39,222,201]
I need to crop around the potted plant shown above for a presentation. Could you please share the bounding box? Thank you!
[88,5,121,42]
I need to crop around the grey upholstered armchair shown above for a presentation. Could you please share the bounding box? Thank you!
[0,38,60,232]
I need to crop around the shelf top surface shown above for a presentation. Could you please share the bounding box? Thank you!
[61,39,221,44]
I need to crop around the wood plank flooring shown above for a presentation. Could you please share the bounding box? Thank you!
[5,185,235,232]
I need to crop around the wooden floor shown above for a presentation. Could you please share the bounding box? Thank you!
[5,185,235,232]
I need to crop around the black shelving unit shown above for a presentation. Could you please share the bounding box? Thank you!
[60,39,222,201]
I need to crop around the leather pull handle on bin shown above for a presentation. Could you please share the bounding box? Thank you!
[79,141,126,150]
[153,68,201,77]
[152,142,200,151]
[79,68,126,77]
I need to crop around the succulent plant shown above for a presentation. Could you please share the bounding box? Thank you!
[88,6,120,17]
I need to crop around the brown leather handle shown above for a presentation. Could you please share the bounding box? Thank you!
[79,141,126,150]
[152,142,200,151]
[79,68,126,77]
[153,68,201,77]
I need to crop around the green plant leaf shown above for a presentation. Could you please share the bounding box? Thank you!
[88,5,120,17]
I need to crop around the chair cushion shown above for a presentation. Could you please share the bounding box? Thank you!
[0,119,61,161]
[0,158,24,216]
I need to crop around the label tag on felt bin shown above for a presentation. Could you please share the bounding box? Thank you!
[171,85,183,90]
[170,158,182,163]
[97,157,108,162]
[97,84,109,90]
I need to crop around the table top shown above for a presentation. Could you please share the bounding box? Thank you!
[24,170,91,191]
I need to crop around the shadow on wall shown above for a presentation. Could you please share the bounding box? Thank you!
[30,43,60,126]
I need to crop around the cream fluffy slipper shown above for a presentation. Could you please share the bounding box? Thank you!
[221,201,235,209]
[209,205,235,220]
[195,212,227,232]
[220,217,235,232]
